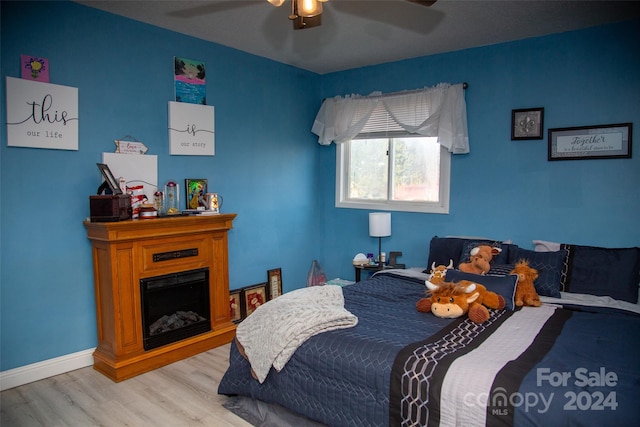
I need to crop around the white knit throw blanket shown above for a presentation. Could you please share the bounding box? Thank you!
[235,285,358,383]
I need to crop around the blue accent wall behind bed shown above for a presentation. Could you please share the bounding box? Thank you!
[317,19,640,280]
[1,0,638,375]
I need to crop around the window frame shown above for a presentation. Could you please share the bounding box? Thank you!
[335,136,451,214]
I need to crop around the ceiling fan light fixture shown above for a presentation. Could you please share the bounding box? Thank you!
[268,0,285,6]
[296,0,323,18]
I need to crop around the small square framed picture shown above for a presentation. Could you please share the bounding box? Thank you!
[242,283,267,317]
[267,268,283,300]
[511,108,544,140]
[229,290,244,323]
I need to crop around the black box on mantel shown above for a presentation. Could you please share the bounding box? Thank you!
[89,195,132,222]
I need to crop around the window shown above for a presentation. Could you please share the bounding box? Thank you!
[337,136,450,213]
[313,83,467,213]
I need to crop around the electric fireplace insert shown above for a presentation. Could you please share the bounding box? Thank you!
[140,268,211,351]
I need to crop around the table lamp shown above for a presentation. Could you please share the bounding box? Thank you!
[369,212,391,265]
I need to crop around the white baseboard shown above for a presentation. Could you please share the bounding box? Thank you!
[0,348,95,391]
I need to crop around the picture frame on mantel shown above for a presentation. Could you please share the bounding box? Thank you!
[185,178,208,210]
[548,123,632,161]
[511,108,544,140]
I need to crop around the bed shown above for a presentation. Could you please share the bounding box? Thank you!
[218,236,640,426]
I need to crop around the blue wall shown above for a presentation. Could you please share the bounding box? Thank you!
[1,1,638,372]
[1,1,320,371]
[317,19,640,280]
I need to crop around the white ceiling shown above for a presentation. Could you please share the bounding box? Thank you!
[77,0,640,75]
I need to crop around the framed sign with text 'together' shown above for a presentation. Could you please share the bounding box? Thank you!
[548,123,632,161]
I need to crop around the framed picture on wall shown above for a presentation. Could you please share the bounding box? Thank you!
[548,123,632,161]
[229,290,244,323]
[242,283,267,317]
[511,108,544,140]
[184,178,208,210]
[267,268,283,300]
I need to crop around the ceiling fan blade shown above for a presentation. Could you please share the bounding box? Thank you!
[167,1,261,18]
[405,0,437,6]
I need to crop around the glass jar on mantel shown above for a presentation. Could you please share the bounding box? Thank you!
[164,180,180,215]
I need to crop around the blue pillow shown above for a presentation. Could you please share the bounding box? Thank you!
[561,244,640,303]
[488,264,516,276]
[508,247,567,298]
[445,269,517,311]
[425,236,513,273]
[426,236,467,272]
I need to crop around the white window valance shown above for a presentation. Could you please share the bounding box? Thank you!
[311,83,469,154]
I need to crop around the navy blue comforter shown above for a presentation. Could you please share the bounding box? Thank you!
[218,272,640,426]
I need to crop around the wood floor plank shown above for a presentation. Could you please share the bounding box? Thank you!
[1,344,253,427]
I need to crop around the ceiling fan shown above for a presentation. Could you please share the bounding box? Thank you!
[267,0,437,30]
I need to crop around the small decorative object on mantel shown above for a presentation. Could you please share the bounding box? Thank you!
[138,204,157,219]
[548,123,632,161]
[164,180,181,214]
[511,108,544,140]
[205,193,223,213]
[90,163,132,223]
[154,191,165,215]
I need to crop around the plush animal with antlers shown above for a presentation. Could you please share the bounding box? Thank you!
[426,260,454,284]
[458,245,502,275]
[416,279,506,324]
[511,259,541,307]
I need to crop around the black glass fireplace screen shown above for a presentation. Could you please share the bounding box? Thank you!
[140,268,211,351]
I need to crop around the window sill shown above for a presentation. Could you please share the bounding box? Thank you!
[335,199,449,214]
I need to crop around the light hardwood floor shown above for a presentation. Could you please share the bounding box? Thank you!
[1,343,253,427]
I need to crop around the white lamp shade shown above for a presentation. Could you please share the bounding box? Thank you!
[369,212,391,237]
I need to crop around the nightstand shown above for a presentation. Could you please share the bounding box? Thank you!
[354,264,384,282]
[354,251,405,281]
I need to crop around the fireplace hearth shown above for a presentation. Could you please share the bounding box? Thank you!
[140,268,211,351]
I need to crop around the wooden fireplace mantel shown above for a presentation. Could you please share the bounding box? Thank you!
[84,214,237,382]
